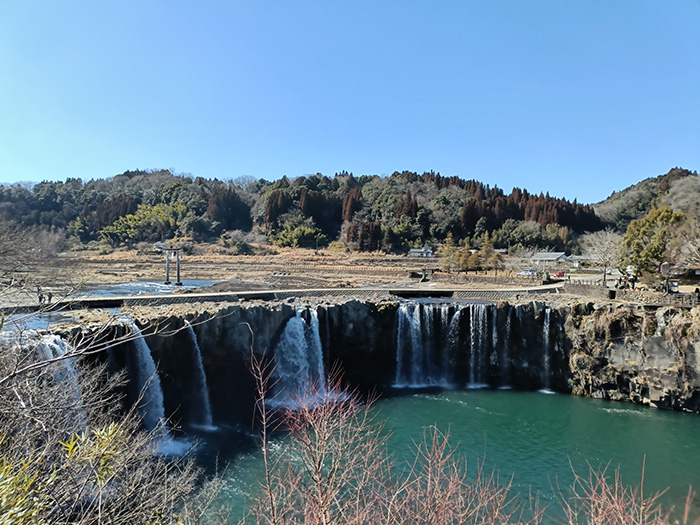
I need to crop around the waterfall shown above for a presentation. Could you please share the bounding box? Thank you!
[393,303,437,387]
[468,305,477,385]
[395,302,463,387]
[499,306,513,388]
[128,322,168,433]
[306,309,325,389]
[410,305,425,385]
[185,321,214,429]
[540,308,553,392]
[441,304,453,383]
[271,309,327,408]
[395,303,426,386]
[447,307,462,385]
[491,306,498,355]
[395,305,408,385]
[324,309,331,368]
[35,335,86,428]
[468,303,489,388]
[126,319,192,455]
[392,301,558,393]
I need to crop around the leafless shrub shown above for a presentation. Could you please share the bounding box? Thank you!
[0,317,225,524]
[246,352,543,525]
[556,459,699,525]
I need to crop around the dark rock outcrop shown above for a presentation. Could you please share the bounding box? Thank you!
[564,302,700,412]
[64,296,700,430]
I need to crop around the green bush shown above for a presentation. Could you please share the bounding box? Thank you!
[271,216,326,248]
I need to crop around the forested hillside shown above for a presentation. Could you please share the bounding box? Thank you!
[594,167,700,229]
[0,169,603,254]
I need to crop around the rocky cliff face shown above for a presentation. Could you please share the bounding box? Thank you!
[117,298,399,426]
[563,302,700,412]
[81,296,700,430]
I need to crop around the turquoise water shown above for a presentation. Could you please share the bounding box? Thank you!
[210,390,700,522]
[378,390,700,516]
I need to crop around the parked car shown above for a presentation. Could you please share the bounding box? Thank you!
[516,269,538,277]
[552,271,565,278]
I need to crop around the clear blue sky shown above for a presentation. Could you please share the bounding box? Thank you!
[1,1,698,203]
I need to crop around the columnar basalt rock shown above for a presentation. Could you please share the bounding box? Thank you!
[564,302,700,412]
[53,297,700,433]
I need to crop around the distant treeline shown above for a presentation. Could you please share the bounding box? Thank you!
[0,169,605,253]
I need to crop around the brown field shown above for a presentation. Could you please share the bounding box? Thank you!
[1,246,430,306]
[3,245,548,308]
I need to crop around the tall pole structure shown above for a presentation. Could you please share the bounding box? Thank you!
[175,250,182,285]
[164,250,171,284]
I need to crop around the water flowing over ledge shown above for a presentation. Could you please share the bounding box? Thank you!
[30,296,700,439]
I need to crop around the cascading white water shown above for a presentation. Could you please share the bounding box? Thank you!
[446,307,463,384]
[441,304,452,383]
[410,305,425,384]
[395,303,433,387]
[395,302,464,387]
[468,304,477,385]
[271,309,327,408]
[540,308,552,392]
[185,321,214,428]
[124,319,192,455]
[499,306,513,388]
[468,303,489,388]
[395,305,408,385]
[492,306,498,355]
[393,301,557,391]
[129,322,168,433]
[35,335,86,428]
[306,309,325,389]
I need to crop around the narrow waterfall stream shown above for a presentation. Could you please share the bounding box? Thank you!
[128,321,168,433]
[128,320,192,455]
[35,335,87,429]
[499,305,513,388]
[540,307,553,393]
[185,321,215,429]
[270,308,327,408]
[468,303,489,388]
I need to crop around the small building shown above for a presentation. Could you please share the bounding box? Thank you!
[530,252,567,270]
[408,246,433,258]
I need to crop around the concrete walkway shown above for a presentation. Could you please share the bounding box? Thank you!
[1,282,565,316]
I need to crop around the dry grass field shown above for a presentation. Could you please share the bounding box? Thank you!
[1,246,434,306]
[1,244,553,308]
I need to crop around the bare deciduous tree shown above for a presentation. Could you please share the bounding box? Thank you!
[504,246,538,277]
[667,218,700,272]
[580,228,624,285]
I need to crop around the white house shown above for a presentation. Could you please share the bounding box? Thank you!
[408,246,433,258]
